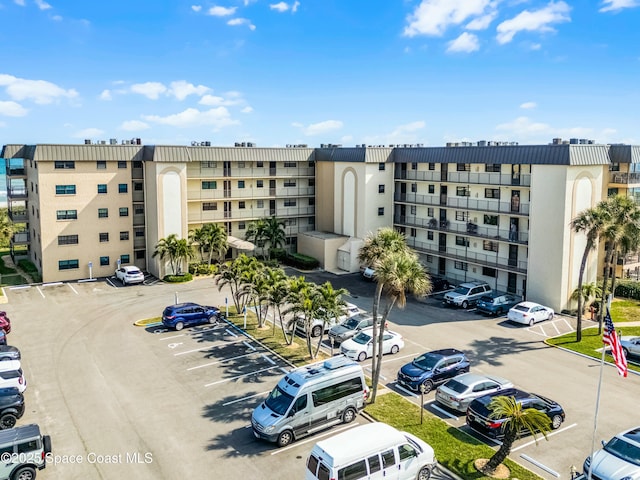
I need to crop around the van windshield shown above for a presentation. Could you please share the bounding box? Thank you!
[265,386,294,416]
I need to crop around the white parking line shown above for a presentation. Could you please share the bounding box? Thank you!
[378,352,417,364]
[390,382,418,398]
[262,354,276,366]
[519,454,560,477]
[204,365,280,387]
[270,423,360,456]
[511,423,577,452]
[67,283,79,295]
[225,329,238,337]
[243,341,256,351]
[106,278,117,288]
[36,286,45,298]
[187,352,258,371]
[223,390,271,406]
[429,403,458,419]
[159,334,185,341]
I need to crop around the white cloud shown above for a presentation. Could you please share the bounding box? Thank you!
[169,81,210,100]
[403,0,493,37]
[241,106,253,113]
[496,1,571,45]
[466,11,497,30]
[227,18,256,30]
[130,82,167,100]
[34,0,52,9]
[496,116,550,135]
[120,120,150,131]
[293,120,343,136]
[520,101,537,109]
[391,121,426,136]
[207,6,237,16]
[600,0,639,12]
[72,127,105,138]
[99,89,112,101]
[270,2,289,12]
[0,74,78,104]
[199,94,243,106]
[292,1,300,12]
[191,5,202,12]
[142,107,239,129]
[52,15,62,21]
[446,32,480,53]
[530,43,542,50]
[14,0,26,6]
[0,101,28,117]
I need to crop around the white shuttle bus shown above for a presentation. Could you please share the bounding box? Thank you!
[251,355,369,447]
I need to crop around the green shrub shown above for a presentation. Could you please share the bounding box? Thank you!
[188,263,198,274]
[615,280,640,300]
[17,259,39,275]
[270,248,287,261]
[284,253,319,270]
[164,273,193,283]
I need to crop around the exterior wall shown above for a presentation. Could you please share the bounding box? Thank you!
[297,233,349,271]
[315,161,336,233]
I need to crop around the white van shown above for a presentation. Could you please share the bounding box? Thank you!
[251,356,369,447]
[306,422,436,480]
[0,361,26,393]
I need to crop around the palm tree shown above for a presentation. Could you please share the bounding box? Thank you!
[570,205,608,341]
[214,254,257,313]
[152,234,181,275]
[203,223,228,265]
[570,282,602,317]
[312,282,348,358]
[263,216,286,259]
[481,396,554,475]
[189,227,207,263]
[283,276,328,357]
[245,218,267,258]
[174,238,195,275]
[262,268,289,337]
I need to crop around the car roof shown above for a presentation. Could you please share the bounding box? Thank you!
[449,372,502,385]
[514,301,542,309]
[618,427,640,447]
[0,360,21,372]
[459,281,489,288]
[426,348,465,358]
[0,346,18,353]
[122,265,141,271]
[359,327,400,337]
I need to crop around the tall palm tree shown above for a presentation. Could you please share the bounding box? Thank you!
[312,282,348,358]
[245,218,267,258]
[188,227,207,263]
[263,216,287,259]
[481,396,554,475]
[262,268,289,337]
[203,223,228,265]
[570,205,608,341]
[152,234,181,275]
[214,254,257,313]
[174,238,195,275]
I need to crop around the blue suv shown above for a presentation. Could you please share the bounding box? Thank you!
[162,303,221,331]
[397,348,470,394]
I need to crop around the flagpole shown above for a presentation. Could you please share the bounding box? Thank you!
[587,345,606,480]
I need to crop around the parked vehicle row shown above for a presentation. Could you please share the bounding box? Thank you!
[296,303,362,338]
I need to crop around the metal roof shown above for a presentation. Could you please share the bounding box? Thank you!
[609,145,640,163]
[151,146,315,163]
[315,146,394,163]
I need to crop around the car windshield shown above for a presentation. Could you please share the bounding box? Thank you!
[264,386,294,416]
[413,353,441,370]
[442,378,468,394]
[479,296,494,304]
[514,305,530,312]
[604,437,640,466]
[342,318,359,329]
[352,332,372,345]
[453,287,470,295]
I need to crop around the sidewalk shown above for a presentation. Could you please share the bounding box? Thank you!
[1,255,34,284]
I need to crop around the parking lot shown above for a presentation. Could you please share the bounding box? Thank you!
[2,271,637,479]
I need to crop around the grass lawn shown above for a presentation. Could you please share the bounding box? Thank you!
[365,392,544,480]
[610,297,640,322]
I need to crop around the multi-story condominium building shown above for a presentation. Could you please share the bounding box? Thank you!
[2,139,638,312]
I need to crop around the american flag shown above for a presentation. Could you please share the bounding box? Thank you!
[603,308,628,378]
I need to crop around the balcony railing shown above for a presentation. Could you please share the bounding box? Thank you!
[395,192,529,215]
[7,208,28,222]
[189,206,315,223]
[187,186,314,201]
[187,167,315,178]
[610,172,640,185]
[7,187,27,199]
[396,170,531,187]
[394,215,528,243]
[10,232,30,245]
[6,168,26,177]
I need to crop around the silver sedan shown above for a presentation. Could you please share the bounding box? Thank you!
[435,372,513,413]
[621,336,640,358]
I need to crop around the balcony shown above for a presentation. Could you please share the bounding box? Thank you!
[396,170,531,186]
[187,186,314,201]
[187,167,315,178]
[188,206,315,224]
[6,186,27,200]
[395,193,530,215]
[610,172,640,185]
[7,208,28,222]
[10,231,30,245]
[6,167,26,178]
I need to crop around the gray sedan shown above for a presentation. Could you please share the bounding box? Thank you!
[435,372,513,413]
[621,336,640,358]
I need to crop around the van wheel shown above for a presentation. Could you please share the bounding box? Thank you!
[277,430,294,448]
[342,407,357,424]
[11,466,36,480]
[174,322,184,331]
[416,466,432,480]
[357,352,367,362]
[0,413,17,429]
[311,325,322,337]
[461,300,469,309]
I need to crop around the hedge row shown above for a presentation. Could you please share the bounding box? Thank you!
[269,249,319,270]
[615,280,640,300]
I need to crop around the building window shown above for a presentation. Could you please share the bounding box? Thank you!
[410,205,416,215]
[456,163,470,172]
[239,201,246,209]
[58,259,79,270]
[58,235,78,245]
[285,218,297,226]
[202,181,217,190]
[134,182,143,191]
[98,208,108,218]
[428,185,435,194]
[308,178,315,187]
[120,231,129,240]
[411,162,418,170]
[378,163,385,171]
[203,161,216,168]
[56,185,76,195]
[608,188,619,197]
[284,180,296,187]
[237,162,245,168]
[133,161,143,169]
[379,185,385,193]
[427,231,434,240]
[256,161,263,168]
[378,207,384,216]
[119,207,129,217]
[257,200,264,208]
[118,184,128,193]
[54,161,75,169]
[99,233,109,242]
[428,163,435,170]
[308,217,315,225]
[257,180,264,188]
[411,183,417,193]
[309,198,315,206]
[135,230,145,237]
[57,210,77,220]
[410,228,417,237]
[486,164,501,172]
[283,161,295,168]
[455,236,469,247]
[98,184,107,194]
[484,214,498,225]
[609,162,620,172]
[238,222,246,230]
[456,186,470,197]
[97,161,106,169]
[455,211,469,221]
[238,180,245,188]
[284,199,297,207]
[485,188,500,199]
[120,254,130,264]
[203,202,217,211]
[454,261,468,271]
[482,267,497,277]
[135,251,145,260]
[427,207,434,217]
[100,256,110,266]
[134,206,144,215]
[118,161,127,169]
[35,184,38,194]
[483,240,498,252]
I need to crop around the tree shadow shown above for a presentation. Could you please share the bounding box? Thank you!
[465,334,549,367]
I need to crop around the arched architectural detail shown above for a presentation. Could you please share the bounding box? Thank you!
[341,168,357,237]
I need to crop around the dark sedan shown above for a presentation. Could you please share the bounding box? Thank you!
[397,348,470,393]
[162,303,222,331]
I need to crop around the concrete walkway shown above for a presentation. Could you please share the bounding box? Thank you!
[1,255,34,284]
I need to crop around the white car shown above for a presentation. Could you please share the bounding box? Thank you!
[507,301,554,326]
[362,267,375,280]
[296,303,361,337]
[340,327,404,362]
[115,265,145,285]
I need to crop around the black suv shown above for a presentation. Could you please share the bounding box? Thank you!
[466,388,565,438]
[397,348,470,393]
[0,387,25,429]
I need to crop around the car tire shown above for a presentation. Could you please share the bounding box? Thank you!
[357,351,367,362]
[548,312,554,321]
[0,413,17,429]
[421,380,434,394]
[551,414,563,429]
[311,325,322,338]
[174,321,184,331]
[277,430,294,448]
[208,316,217,325]
[529,318,535,326]
[390,345,399,355]
[416,466,432,480]
[342,407,357,424]
[461,300,469,309]
[623,347,629,357]
[11,466,36,480]
[496,308,503,316]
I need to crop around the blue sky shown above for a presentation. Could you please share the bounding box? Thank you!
[0,0,639,147]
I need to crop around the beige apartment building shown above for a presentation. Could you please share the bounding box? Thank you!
[2,140,638,312]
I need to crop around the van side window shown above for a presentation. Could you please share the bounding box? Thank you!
[367,454,381,473]
[318,463,330,480]
[307,455,319,475]
[399,443,418,461]
[294,395,307,413]
[381,449,396,468]
[338,459,367,480]
[312,377,363,407]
